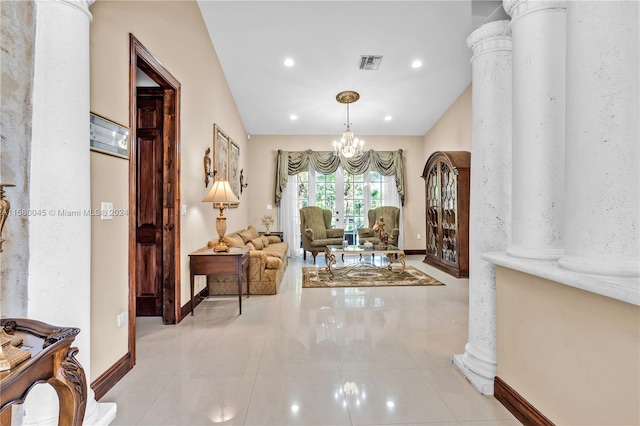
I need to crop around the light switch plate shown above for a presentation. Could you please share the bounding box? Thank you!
[101,202,113,220]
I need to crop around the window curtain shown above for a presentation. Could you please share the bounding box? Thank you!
[275,149,405,205]
[382,174,403,248]
[278,173,301,258]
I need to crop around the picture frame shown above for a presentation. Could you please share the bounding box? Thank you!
[213,123,229,181]
[212,123,239,208]
[90,112,130,159]
[229,140,240,199]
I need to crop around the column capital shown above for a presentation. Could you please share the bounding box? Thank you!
[467,20,512,59]
[504,0,566,21]
[56,0,95,21]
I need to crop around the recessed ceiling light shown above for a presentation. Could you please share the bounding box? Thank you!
[384,115,392,121]
[284,58,295,67]
[290,114,298,120]
[411,60,422,68]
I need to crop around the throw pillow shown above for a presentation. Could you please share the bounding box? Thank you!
[239,229,254,243]
[247,225,260,240]
[251,237,264,250]
[267,235,281,244]
[223,234,245,248]
[261,236,270,247]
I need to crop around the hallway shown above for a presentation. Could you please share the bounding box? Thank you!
[103,255,518,425]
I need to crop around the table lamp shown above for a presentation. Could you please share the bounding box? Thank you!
[202,179,239,252]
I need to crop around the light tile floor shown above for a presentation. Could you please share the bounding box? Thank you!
[102,255,520,425]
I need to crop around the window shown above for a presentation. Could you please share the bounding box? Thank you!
[314,171,336,213]
[277,150,404,254]
[343,171,365,235]
[297,171,309,210]
[369,170,384,209]
[302,166,398,243]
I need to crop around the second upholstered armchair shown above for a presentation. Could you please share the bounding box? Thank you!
[358,206,400,246]
[300,206,345,263]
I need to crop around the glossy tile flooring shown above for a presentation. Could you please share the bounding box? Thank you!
[102,255,519,425]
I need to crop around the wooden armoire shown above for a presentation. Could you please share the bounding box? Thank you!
[421,151,470,278]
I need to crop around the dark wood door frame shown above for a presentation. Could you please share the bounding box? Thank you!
[89,34,181,400]
[128,34,181,362]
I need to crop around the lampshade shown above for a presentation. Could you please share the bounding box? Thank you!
[202,179,239,205]
[202,179,239,252]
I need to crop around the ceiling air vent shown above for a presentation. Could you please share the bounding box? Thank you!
[359,55,383,71]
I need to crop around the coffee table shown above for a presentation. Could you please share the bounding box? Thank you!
[325,244,406,277]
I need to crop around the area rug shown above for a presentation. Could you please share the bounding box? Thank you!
[302,265,444,288]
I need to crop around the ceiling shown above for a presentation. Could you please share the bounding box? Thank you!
[197,1,504,137]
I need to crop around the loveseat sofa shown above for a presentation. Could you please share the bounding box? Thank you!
[207,225,288,295]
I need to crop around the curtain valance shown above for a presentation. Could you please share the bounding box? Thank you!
[275,149,405,205]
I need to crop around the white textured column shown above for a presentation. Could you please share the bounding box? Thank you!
[23,0,116,424]
[452,20,512,395]
[559,1,639,278]
[504,0,567,260]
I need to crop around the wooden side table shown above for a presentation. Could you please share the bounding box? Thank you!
[259,231,283,240]
[0,318,87,426]
[189,246,249,315]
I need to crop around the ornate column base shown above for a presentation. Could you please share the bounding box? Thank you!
[453,343,497,395]
[83,399,117,425]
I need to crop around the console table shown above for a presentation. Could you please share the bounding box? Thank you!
[0,318,87,426]
[259,231,283,240]
[189,246,249,315]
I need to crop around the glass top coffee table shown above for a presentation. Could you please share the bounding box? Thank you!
[325,244,406,277]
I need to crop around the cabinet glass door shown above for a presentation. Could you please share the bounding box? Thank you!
[426,163,439,258]
[440,163,457,264]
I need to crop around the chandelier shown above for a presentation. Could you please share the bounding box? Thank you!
[333,90,364,158]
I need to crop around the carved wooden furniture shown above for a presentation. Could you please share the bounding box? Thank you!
[421,151,470,278]
[189,246,249,315]
[0,318,87,426]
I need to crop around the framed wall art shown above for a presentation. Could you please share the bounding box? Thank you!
[212,123,238,207]
[213,124,229,181]
[90,112,130,159]
[229,140,240,199]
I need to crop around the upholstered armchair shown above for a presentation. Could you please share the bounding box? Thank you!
[300,206,345,263]
[358,206,400,246]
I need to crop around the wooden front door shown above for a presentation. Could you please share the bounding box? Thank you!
[135,87,164,316]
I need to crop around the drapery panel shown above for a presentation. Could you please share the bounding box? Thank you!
[275,149,405,205]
